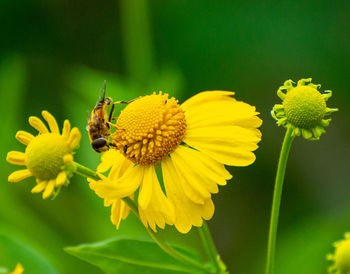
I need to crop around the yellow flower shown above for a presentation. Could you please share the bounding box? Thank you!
[10,263,24,274]
[271,78,338,140]
[328,232,350,274]
[90,91,262,233]
[6,111,81,199]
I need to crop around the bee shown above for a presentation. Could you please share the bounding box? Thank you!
[88,81,115,153]
[88,81,139,153]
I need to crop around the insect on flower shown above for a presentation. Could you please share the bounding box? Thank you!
[88,81,138,153]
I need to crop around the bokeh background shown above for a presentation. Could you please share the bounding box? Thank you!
[0,0,349,273]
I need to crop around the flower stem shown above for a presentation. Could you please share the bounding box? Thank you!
[120,0,154,84]
[71,161,211,273]
[265,126,294,274]
[198,222,227,273]
[122,197,211,273]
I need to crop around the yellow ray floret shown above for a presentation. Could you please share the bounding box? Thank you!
[6,110,81,199]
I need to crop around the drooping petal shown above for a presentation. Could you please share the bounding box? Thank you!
[31,181,48,193]
[110,198,131,229]
[171,150,211,204]
[68,127,81,150]
[138,165,175,232]
[97,150,126,173]
[6,151,26,166]
[10,263,24,274]
[28,116,49,134]
[55,171,67,186]
[181,91,261,166]
[162,157,214,233]
[42,179,56,199]
[91,165,143,200]
[15,131,34,145]
[62,119,71,139]
[8,169,32,183]
[138,165,153,209]
[171,145,232,193]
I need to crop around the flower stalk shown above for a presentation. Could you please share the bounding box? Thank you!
[199,222,227,274]
[266,126,295,274]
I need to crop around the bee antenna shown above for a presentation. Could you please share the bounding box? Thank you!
[98,80,107,103]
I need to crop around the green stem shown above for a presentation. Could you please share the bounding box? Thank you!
[71,162,211,273]
[198,222,226,273]
[265,126,294,274]
[122,198,210,273]
[120,0,154,84]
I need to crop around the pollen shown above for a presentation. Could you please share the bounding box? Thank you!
[283,85,327,129]
[25,134,70,180]
[112,92,187,165]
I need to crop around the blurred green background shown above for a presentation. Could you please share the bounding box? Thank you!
[0,0,349,273]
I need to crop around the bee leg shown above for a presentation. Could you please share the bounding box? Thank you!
[113,97,140,105]
[109,142,117,148]
[108,103,116,122]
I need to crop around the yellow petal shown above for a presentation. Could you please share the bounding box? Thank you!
[29,116,49,134]
[171,150,212,204]
[110,199,123,227]
[181,91,261,166]
[121,196,132,219]
[8,169,32,183]
[56,171,67,186]
[68,127,81,149]
[162,157,214,233]
[10,263,24,274]
[97,150,122,173]
[31,181,48,193]
[139,166,175,232]
[181,91,235,111]
[62,119,71,139]
[138,165,154,209]
[182,91,261,130]
[6,151,26,166]
[184,138,257,166]
[91,165,143,200]
[110,199,131,229]
[15,130,34,145]
[184,125,261,166]
[109,154,134,179]
[42,179,55,199]
[172,146,231,192]
[42,110,60,134]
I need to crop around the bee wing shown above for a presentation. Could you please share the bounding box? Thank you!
[86,110,90,131]
[97,80,107,103]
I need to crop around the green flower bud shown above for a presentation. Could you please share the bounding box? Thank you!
[271,78,338,140]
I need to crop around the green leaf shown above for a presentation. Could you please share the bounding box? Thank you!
[0,234,58,274]
[65,236,206,274]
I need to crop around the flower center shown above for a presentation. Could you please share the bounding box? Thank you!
[283,85,326,129]
[25,134,70,180]
[112,92,187,165]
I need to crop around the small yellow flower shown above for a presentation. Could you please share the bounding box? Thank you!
[10,263,24,274]
[6,110,81,199]
[90,91,262,233]
[271,78,338,140]
[328,232,350,274]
